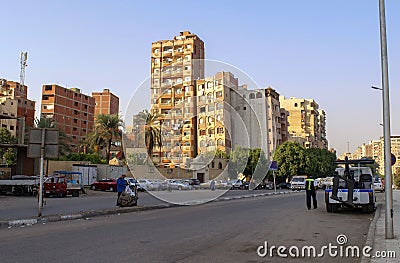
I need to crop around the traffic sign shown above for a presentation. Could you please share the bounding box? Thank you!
[270,161,278,171]
[391,153,396,166]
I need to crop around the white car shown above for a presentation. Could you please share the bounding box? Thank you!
[374,177,384,192]
[137,179,159,191]
[166,179,190,190]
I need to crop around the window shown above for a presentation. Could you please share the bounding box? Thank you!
[154,58,160,64]
[208,140,215,146]
[207,82,213,88]
[217,139,224,146]
[45,85,52,91]
[184,86,190,92]
[294,103,298,107]
[74,119,78,123]
[256,92,262,98]
[184,65,191,70]
[74,102,78,106]
[208,104,214,111]
[184,76,191,82]
[199,117,204,124]
[200,130,206,136]
[208,117,213,123]
[249,93,255,99]
[183,141,190,146]
[200,107,206,113]
[216,91,223,98]
[217,127,224,134]
[177,78,182,84]
[216,102,223,110]
[84,105,88,109]
[218,162,222,169]
[208,128,214,135]
[200,140,206,147]
[10,125,14,130]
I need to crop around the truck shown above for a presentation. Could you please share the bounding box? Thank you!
[325,157,375,213]
[43,171,83,197]
[0,175,40,196]
[290,175,308,190]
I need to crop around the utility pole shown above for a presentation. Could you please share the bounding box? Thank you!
[378,0,394,239]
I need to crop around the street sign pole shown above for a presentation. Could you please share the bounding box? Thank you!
[38,129,45,217]
[378,0,394,239]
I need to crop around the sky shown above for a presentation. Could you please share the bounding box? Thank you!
[1,0,399,156]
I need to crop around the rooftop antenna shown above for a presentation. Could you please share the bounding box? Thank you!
[20,51,28,96]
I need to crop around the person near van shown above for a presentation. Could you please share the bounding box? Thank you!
[116,174,127,206]
[305,178,317,210]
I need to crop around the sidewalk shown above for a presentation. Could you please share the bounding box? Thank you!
[362,190,400,263]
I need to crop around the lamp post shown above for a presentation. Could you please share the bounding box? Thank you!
[376,0,394,239]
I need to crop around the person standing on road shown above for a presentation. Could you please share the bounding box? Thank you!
[116,174,127,206]
[305,178,317,210]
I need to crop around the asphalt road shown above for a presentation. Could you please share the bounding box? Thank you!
[0,188,288,220]
[0,192,374,263]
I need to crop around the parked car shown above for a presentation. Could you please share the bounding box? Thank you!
[215,180,231,190]
[229,179,243,190]
[125,178,144,192]
[137,179,159,191]
[167,179,191,190]
[374,177,385,192]
[185,178,201,189]
[276,182,291,189]
[90,178,117,192]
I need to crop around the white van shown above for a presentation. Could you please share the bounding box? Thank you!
[290,175,307,190]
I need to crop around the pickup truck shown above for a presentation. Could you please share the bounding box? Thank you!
[43,175,81,197]
[0,175,40,196]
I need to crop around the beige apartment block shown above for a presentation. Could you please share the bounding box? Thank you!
[150,31,205,164]
[196,72,236,156]
[279,96,327,149]
[230,85,287,160]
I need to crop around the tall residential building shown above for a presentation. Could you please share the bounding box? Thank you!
[40,84,95,150]
[92,88,119,117]
[196,72,236,156]
[231,85,287,160]
[0,79,35,137]
[279,96,327,149]
[150,31,205,163]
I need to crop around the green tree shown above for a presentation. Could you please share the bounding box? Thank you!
[136,111,162,163]
[0,128,17,165]
[304,147,337,178]
[228,146,250,179]
[89,114,124,163]
[273,141,307,180]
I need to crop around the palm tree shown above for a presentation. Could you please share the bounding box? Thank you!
[137,110,162,163]
[91,114,124,163]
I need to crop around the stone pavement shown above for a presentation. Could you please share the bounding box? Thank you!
[362,190,400,262]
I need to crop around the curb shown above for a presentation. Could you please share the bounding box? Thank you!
[360,202,383,263]
[1,190,294,229]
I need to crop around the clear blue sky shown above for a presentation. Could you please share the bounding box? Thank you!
[1,0,399,156]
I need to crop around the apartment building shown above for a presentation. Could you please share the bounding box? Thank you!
[150,31,205,163]
[231,85,287,160]
[279,96,328,149]
[40,84,95,150]
[0,79,35,137]
[92,88,119,117]
[196,72,236,156]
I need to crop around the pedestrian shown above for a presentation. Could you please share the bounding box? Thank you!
[210,180,216,191]
[305,177,317,210]
[116,174,127,206]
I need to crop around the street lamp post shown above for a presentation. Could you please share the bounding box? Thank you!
[377,0,394,239]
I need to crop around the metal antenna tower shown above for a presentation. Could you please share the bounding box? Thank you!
[19,51,28,95]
